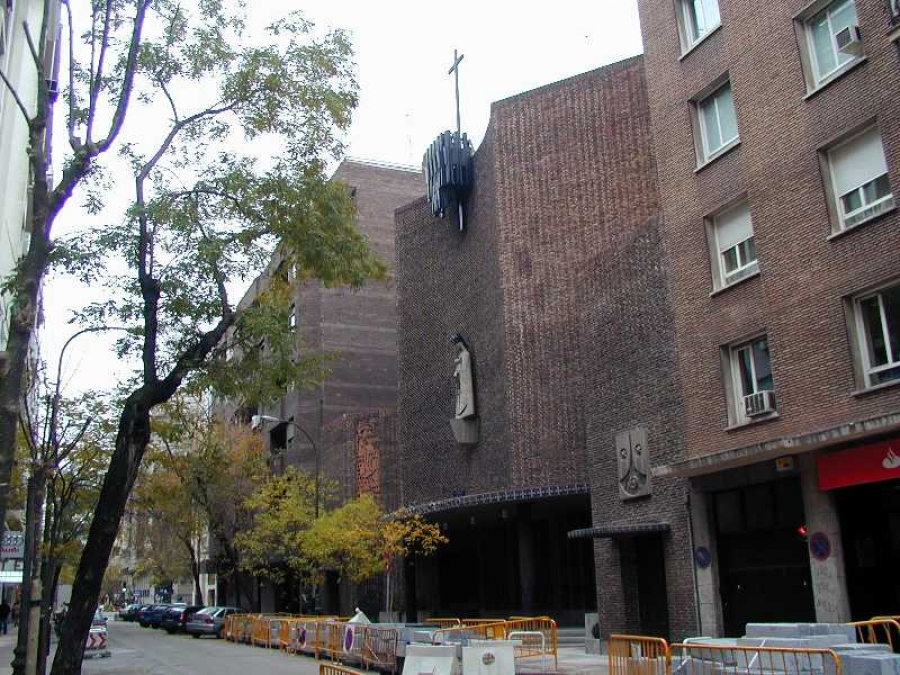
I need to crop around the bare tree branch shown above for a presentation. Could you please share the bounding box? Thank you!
[86,0,113,144]
[21,22,41,73]
[95,0,152,154]
[157,76,179,123]
[61,0,79,150]
[0,69,32,121]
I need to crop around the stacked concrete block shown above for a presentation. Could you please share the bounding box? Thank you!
[675,623,900,675]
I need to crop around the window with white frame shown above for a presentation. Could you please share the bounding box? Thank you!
[729,336,776,423]
[854,283,900,387]
[677,0,721,51]
[827,126,894,231]
[804,0,862,87]
[696,81,739,163]
[711,201,757,288]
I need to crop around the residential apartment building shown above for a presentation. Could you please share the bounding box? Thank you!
[638,0,900,635]
[0,0,46,351]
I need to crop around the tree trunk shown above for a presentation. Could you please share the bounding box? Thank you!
[49,394,153,675]
[185,540,202,606]
[0,223,51,539]
[37,556,58,675]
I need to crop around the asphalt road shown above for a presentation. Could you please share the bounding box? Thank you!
[0,620,323,675]
[83,621,323,675]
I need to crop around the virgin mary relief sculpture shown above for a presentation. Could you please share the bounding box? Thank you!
[452,334,476,420]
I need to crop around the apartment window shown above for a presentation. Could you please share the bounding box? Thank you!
[854,283,900,387]
[803,0,862,87]
[827,126,894,231]
[677,0,721,51]
[709,201,758,289]
[696,81,739,164]
[728,335,776,423]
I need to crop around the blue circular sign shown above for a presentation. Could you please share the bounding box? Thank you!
[694,546,712,569]
[809,531,831,561]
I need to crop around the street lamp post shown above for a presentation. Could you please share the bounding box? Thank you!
[250,415,320,517]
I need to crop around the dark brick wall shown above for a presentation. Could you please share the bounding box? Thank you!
[397,57,679,504]
[490,57,669,489]
[579,215,697,640]
[396,57,698,635]
[637,0,900,462]
[395,127,511,506]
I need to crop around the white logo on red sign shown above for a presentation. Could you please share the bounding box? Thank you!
[883,448,900,470]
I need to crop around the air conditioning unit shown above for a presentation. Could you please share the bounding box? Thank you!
[744,390,776,417]
[836,25,863,55]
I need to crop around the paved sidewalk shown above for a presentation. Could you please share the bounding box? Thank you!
[518,647,606,675]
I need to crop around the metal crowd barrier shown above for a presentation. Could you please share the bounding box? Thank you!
[228,614,257,643]
[504,616,558,668]
[670,643,842,675]
[609,635,671,675]
[860,618,900,652]
[424,617,463,628]
[431,620,509,644]
[360,625,400,674]
[315,619,345,661]
[320,664,358,675]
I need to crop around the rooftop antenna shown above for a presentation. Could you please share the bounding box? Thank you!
[449,49,465,231]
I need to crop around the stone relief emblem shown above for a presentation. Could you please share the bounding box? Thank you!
[616,427,651,500]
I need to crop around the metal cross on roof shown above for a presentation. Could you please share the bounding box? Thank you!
[448,49,464,136]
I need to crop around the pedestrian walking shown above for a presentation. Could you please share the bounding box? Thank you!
[0,600,10,635]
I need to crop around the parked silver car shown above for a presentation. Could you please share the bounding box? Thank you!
[184,606,244,638]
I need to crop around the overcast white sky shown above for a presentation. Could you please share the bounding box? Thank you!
[42,0,644,395]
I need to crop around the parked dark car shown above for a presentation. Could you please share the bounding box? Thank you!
[185,606,244,639]
[143,604,184,629]
[119,604,144,622]
[136,604,159,627]
[161,605,204,634]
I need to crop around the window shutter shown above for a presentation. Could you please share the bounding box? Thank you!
[831,128,889,197]
[715,202,753,252]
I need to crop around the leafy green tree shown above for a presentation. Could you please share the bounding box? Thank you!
[131,445,206,604]
[39,2,380,671]
[146,397,269,609]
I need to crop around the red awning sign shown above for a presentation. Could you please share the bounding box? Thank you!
[817,437,900,490]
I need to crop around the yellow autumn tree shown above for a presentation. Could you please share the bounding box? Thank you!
[237,475,448,587]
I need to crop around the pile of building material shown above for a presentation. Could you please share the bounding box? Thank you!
[674,623,900,675]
